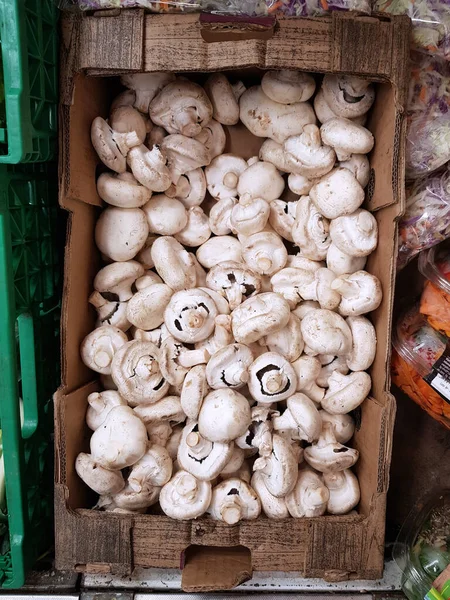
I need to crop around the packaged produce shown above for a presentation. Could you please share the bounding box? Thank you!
[405,53,450,180]
[397,166,450,270]
[419,241,450,336]
[374,0,450,61]
[392,304,450,428]
[394,490,450,600]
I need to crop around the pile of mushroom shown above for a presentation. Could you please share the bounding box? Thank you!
[78,70,381,521]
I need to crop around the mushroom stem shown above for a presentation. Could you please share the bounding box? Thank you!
[265,371,287,393]
[223,172,239,188]
[272,409,296,431]
[175,472,198,500]
[87,392,106,414]
[331,278,358,298]
[221,503,242,525]
[178,348,210,368]
[89,291,107,309]
[175,107,203,138]
[257,256,273,273]
[307,486,330,508]
[94,348,114,370]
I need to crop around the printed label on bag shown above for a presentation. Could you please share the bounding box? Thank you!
[424,351,450,404]
[434,564,450,600]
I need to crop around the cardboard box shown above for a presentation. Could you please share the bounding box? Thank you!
[55,10,410,590]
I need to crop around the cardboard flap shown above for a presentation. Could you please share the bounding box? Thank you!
[200,13,276,43]
[182,546,252,592]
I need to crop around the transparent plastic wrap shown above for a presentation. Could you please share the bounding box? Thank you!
[374,0,450,61]
[397,166,450,270]
[419,241,450,337]
[392,304,450,429]
[406,53,450,180]
[55,0,372,13]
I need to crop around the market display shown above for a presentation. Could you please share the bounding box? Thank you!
[77,70,381,521]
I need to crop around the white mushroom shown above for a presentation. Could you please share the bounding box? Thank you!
[95,207,149,262]
[268,200,297,242]
[120,72,176,113]
[319,410,355,444]
[165,425,183,460]
[220,445,246,478]
[91,114,143,173]
[237,161,285,203]
[242,231,287,276]
[206,343,254,390]
[177,421,233,480]
[147,124,167,147]
[299,267,341,311]
[88,291,130,331]
[208,478,261,524]
[204,73,240,125]
[111,340,169,405]
[263,313,303,362]
[151,236,196,291]
[251,471,289,519]
[248,352,297,404]
[230,196,270,236]
[133,395,185,426]
[310,168,365,220]
[231,292,291,345]
[235,406,274,458]
[288,173,315,195]
[181,365,209,419]
[300,309,352,356]
[205,154,248,200]
[339,154,371,188]
[320,118,374,162]
[239,86,316,143]
[194,119,226,159]
[322,75,375,119]
[160,470,212,520]
[326,243,366,276]
[174,206,211,247]
[272,393,322,442]
[284,125,335,178]
[329,209,378,257]
[110,89,135,112]
[161,134,211,184]
[86,390,127,430]
[164,288,218,343]
[285,467,329,517]
[291,355,325,404]
[346,315,376,371]
[270,262,320,309]
[205,261,261,311]
[110,483,161,511]
[259,139,300,174]
[198,388,251,443]
[196,236,242,269]
[135,235,158,270]
[81,326,128,375]
[149,80,213,137]
[90,405,148,470]
[165,168,206,208]
[322,370,371,414]
[94,261,144,302]
[127,144,172,192]
[261,70,316,104]
[314,89,340,124]
[332,271,382,316]
[143,194,187,235]
[76,453,125,495]
[304,422,359,473]
[317,355,349,388]
[128,443,173,491]
[159,336,209,386]
[195,315,233,358]
[147,421,173,447]
[253,434,298,498]
[323,468,360,514]
[209,197,236,236]
[97,172,151,208]
[292,299,320,319]
[126,283,173,331]
[292,195,331,260]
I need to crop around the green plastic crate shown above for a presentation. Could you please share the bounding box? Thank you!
[0,0,58,163]
[0,162,60,588]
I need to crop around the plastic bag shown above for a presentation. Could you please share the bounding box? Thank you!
[374,0,450,61]
[405,52,450,180]
[397,166,450,270]
[269,0,371,16]
[419,241,450,336]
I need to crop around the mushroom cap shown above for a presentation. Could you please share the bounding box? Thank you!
[194,119,226,159]
[231,292,291,345]
[91,117,135,173]
[292,195,331,261]
[198,389,251,443]
[97,172,151,208]
[319,410,355,444]
[90,405,148,470]
[94,260,144,301]
[95,206,149,262]
[112,483,161,511]
[242,231,288,276]
[126,283,173,331]
[314,88,339,124]
[273,393,322,443]
[205,73,240,125]
[304,422,359,473]
[346,315,376,371]
[261,70,316,104]
[237,161,285,203]
[134,395,186,424]
[109,106,147,145]
[205,154,248,200]
[288,173,315,195]
[339,154,371,188]
[259,139,301,174]
[149,80,213,137]
[147,421,173,447]
[159,336,207,386]
[270,262,322,309]
[322,370,371,414]
[111,340,169,406]
[329,209,378,257]
[326,243,367,276]
[128,443,173,489]
[208,478,261,524]
[206,261,261,310]
[168,168,206,208]
[300,309,352,356]
[81,325,128,375]
[323,468,360,514]
[209,197,236,236]
[292,299,321,319]
[151,236,197,291]
[160,470,212,520]
[143,194,187,235]
[206,343,254,390]
[322,75,375,119]
[175,206,211,247]
[135,235,159,269]
[269,200,297,242]
[86,390,127,430]
[320,118,374,162]
[251,471,289,519]
[316,354,349,388]
[310,168,365,220]
[239,86,316,144]
[76,453,125,495]
[284,124,336,178]
[181,364,209,419]
[110,89,136,113]
[332,271,382,316]
[177,421,233,480]
[127,144,172,192]
[264,313,304,363]
[248,352,297,404]
[285,467,329,517]
[254,434,298,498]
[120,72,176,112]
[230,196,270,237]
[161,134,211,185]
[164,288,218,343]
[196,236,242,269]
